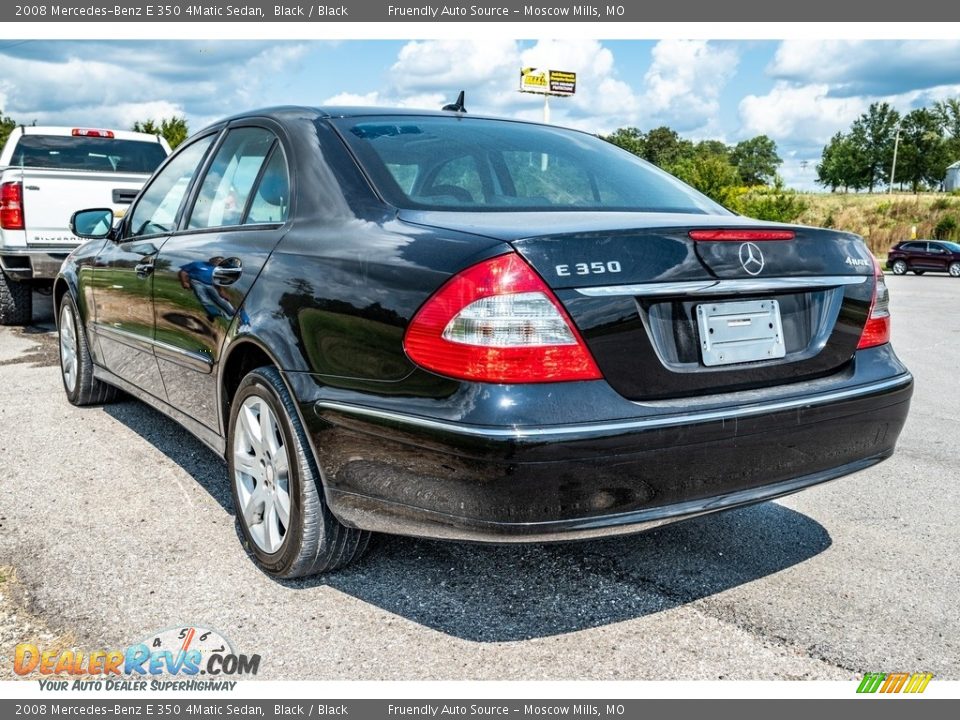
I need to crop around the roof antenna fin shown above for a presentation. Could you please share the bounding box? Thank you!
[442,91,467,114]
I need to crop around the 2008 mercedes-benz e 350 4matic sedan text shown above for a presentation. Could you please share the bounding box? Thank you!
[57,107,913,577]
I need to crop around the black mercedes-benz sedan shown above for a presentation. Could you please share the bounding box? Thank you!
[57,107,913,577]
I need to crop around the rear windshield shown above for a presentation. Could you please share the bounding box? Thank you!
[9,135,167,174]
[331,116,728,214]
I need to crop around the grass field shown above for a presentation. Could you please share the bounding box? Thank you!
[793,192,960,258]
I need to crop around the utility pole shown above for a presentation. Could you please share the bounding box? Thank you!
[889,120,902,193]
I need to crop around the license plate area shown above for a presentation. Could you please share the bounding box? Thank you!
[696,299,785,367]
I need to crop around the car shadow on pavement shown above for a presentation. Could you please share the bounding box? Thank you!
[313,505,831,642]
[103,396,832,643]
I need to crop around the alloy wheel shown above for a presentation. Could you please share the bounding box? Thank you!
[233,396,292,554]
[59,304,79,393]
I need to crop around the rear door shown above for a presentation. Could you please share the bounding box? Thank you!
[925,242,950,271]
[150,124,291,432]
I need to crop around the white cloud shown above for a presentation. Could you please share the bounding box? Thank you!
[739,82,867,149]
[642,40,739,132]
[769,40,960,97]
[321,39,738,137]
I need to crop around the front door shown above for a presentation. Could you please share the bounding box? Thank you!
[91,133,218,399]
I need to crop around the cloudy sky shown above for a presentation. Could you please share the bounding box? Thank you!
[2,39,959,190]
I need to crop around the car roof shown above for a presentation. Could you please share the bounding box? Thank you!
[203,105,586,135]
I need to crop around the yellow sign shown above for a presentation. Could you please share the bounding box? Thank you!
[520,68,577,96]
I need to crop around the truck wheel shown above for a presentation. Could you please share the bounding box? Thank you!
[58,294,119,406]
[0,269,32,326]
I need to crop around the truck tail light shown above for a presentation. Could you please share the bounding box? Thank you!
[403,253,602,383]
[0,181,24,230]
[857,259,891,349]
[72,128,115,138]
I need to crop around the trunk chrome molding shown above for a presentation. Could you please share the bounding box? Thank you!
[315,373,912,441]
[575,275,868,297]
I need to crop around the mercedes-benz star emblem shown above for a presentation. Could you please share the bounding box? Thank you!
[738,242,765,276]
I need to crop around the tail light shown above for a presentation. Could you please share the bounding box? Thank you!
[403,253,602,383]
[857,259,890,349]
[72,128,115,138]
[0,181,24,230]
[689,229,795,241]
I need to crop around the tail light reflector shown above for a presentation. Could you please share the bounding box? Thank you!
[403,253,602,383]
[689,229,795,241]
[0,181,24,230]
[857,259,891,349]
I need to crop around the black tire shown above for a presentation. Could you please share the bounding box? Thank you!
[891,259,908,275]
[58,294,119,406]
[0,269,32,326]
[949,261,960,278]
[228,366,370,577]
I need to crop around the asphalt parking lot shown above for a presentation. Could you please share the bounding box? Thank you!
[0,274,957,681]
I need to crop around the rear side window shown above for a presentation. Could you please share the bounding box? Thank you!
[332,116,727,214]
[188,128,275,230]
[244,148,290,225]
[10,135,167,173]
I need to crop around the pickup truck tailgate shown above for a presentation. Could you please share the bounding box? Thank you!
[16,168,148,247]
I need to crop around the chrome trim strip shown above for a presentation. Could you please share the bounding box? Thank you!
[576,275,868,297]
[153,339,214,373]
[315,373,913,441]
[94,323,213,372]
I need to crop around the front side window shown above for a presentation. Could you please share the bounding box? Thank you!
[332,116,727,214]
[127,134,216,238]
[188,128,275,230]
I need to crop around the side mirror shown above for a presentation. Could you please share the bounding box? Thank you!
[70,208,115,239]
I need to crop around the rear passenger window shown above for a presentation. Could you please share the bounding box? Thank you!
[188,128,275,229]
[245,148,289,225]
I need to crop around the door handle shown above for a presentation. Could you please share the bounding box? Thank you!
[135,260,154,278]
[212,259,243,286]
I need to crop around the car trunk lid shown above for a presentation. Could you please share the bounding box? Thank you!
[399,211,877,399]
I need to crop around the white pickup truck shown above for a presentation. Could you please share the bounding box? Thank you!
[0,126,170,324]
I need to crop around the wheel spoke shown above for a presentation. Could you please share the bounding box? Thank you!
[233,451,261,481]
[263,497,283,552]
[275,483,291,526]
[261,404,280,457]
[239,403,262,454]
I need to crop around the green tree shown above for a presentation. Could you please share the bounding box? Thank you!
[670,153,739,206]
[897,108,949,192]
[730,135,782,185]
[935,98,960,163]
[817,132,868,193]
[601,126,645,157]
[0,109,17,150]
[694,139,730,159]
[850,102,900,192]
[132,115,189,149]
[642,126,695,168]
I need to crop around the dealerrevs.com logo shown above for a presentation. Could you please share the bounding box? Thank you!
[13,625,260,691]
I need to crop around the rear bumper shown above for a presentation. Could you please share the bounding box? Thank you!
[300,349,913,542]
[0,248,72,280]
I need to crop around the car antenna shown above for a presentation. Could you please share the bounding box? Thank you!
[442,91,467,114]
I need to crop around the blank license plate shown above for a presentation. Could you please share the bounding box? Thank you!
[696,299,785,367]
